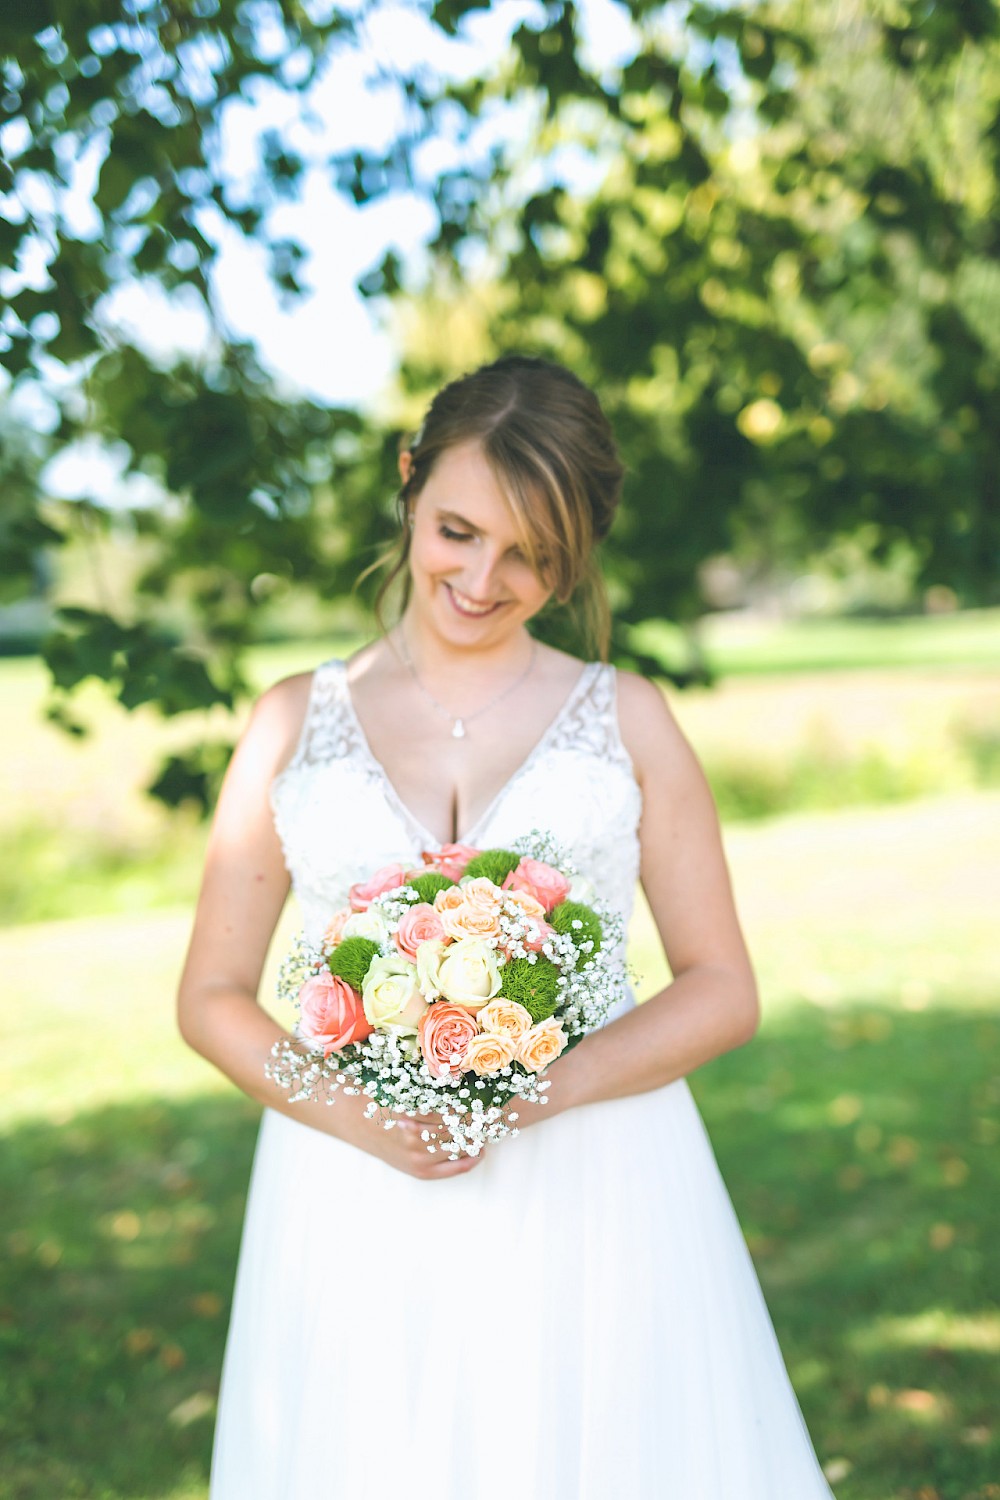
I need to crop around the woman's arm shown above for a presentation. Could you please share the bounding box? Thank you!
[176,674,482,1179]
[530,670,759,1120]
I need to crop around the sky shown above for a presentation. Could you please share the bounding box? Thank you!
[102,0,639,406]
[26,0,640,501]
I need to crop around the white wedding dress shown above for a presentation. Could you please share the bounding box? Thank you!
[209,658,836,1499]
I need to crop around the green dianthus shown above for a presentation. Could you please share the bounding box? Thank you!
[403,872,454,905]
[462,848,521,884]
[500,956,561,1023]
[327,936,380,992]
[550,901,603,968]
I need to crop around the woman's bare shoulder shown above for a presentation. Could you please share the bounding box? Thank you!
[611,667,699,784]
[239,669,317,780]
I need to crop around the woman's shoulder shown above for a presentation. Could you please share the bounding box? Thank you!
[243,659,340,777]
[610,666,696,785]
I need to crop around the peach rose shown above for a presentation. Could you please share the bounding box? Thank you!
[461,1031,517,1077]
[504,857,571,914]
[394,902,446,961]
[516,1017,569,1073]
[434,885,468,920]
[440,904,503,942]
[477,997,534,1041]
[349,862,408,912]
[503,888,547,923]
[418,1002,480,1080]
[297,972,373,1056]
[422,843,479,881]
[323,906,353,947]
[437,876,503,941]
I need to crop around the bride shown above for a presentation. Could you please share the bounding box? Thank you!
[177,354,836,1497]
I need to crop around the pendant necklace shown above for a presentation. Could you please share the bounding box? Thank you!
[394,627,537,739]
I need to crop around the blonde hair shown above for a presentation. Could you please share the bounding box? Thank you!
[361,355,625,659]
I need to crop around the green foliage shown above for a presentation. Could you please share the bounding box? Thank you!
[549,901,602,966]
[500,956,561,1023]
[402,871,455,904]
[5,1,1000,805]
[326,937,379,994]
[462,849,521,884]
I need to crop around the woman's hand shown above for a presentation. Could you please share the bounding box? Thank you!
[338,1098,490,1181]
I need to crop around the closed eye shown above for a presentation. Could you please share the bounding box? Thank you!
[439,524,472,542]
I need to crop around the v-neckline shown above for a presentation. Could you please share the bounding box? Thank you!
[337,657,598,851]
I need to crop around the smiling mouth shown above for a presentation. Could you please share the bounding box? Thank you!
[444,583,506,618]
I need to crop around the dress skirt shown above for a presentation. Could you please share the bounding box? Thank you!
[209,1072,835,1499]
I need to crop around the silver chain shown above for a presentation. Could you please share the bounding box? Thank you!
[393,627,537,740]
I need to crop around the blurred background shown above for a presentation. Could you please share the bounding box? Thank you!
[1,3,998,1498]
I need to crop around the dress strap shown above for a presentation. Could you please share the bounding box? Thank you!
[284,658,362,773]
[547,662,636,769]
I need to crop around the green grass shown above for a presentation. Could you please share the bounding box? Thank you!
[2,794,998,1499]
[634,607,1000,677]
[3,636,1000,927]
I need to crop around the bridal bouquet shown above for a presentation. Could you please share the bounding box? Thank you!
[265,832,626,1158]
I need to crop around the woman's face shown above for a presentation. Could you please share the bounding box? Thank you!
[404,439,553,648]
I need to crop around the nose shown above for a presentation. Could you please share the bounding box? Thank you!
[460,544,506,601]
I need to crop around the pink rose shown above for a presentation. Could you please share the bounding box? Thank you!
[394,902,446,962]
[498,914,554,960]
[523,918,555,953]
[298,972,373,1056]
[348,862,408,912]
[422,843,479,881]
[503,857,571,914]
[418,1002,480,1080]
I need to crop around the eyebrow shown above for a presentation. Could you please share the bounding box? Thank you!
[435,506,535,560]
[435,507,483,535]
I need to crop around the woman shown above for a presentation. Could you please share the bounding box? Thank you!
[177,355,836,1498]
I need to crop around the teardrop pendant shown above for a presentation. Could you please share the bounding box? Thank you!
[452,719,466,739]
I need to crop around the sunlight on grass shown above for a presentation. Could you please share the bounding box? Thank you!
[848,1310,1000,1355]
[3,635,1000,1500]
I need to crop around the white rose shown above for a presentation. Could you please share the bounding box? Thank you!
[343,907,391,945]
[568,875,596,906]
[436,937,503,1013]
[416,938,447,999]
[362,954,427,1033]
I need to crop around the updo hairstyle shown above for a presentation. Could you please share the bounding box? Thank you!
[368,354,625,659]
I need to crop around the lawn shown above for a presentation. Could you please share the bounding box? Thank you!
[2,791,998,1500]
[2,624,998,1499]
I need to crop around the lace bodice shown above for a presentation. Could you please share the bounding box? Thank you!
[269,658,643,1013]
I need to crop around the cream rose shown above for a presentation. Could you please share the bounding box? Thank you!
[477,997,534,1041]
[516,1017,569,1073]
[435,937,503,1012]
[461,1030,517,1077]
[415,938,447,999]
[342,906,391,945]
[362,954,428,1034]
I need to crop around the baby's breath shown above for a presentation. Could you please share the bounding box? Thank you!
[265,835,625,1158]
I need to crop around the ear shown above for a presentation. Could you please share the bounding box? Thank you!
[398,449,414,485]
